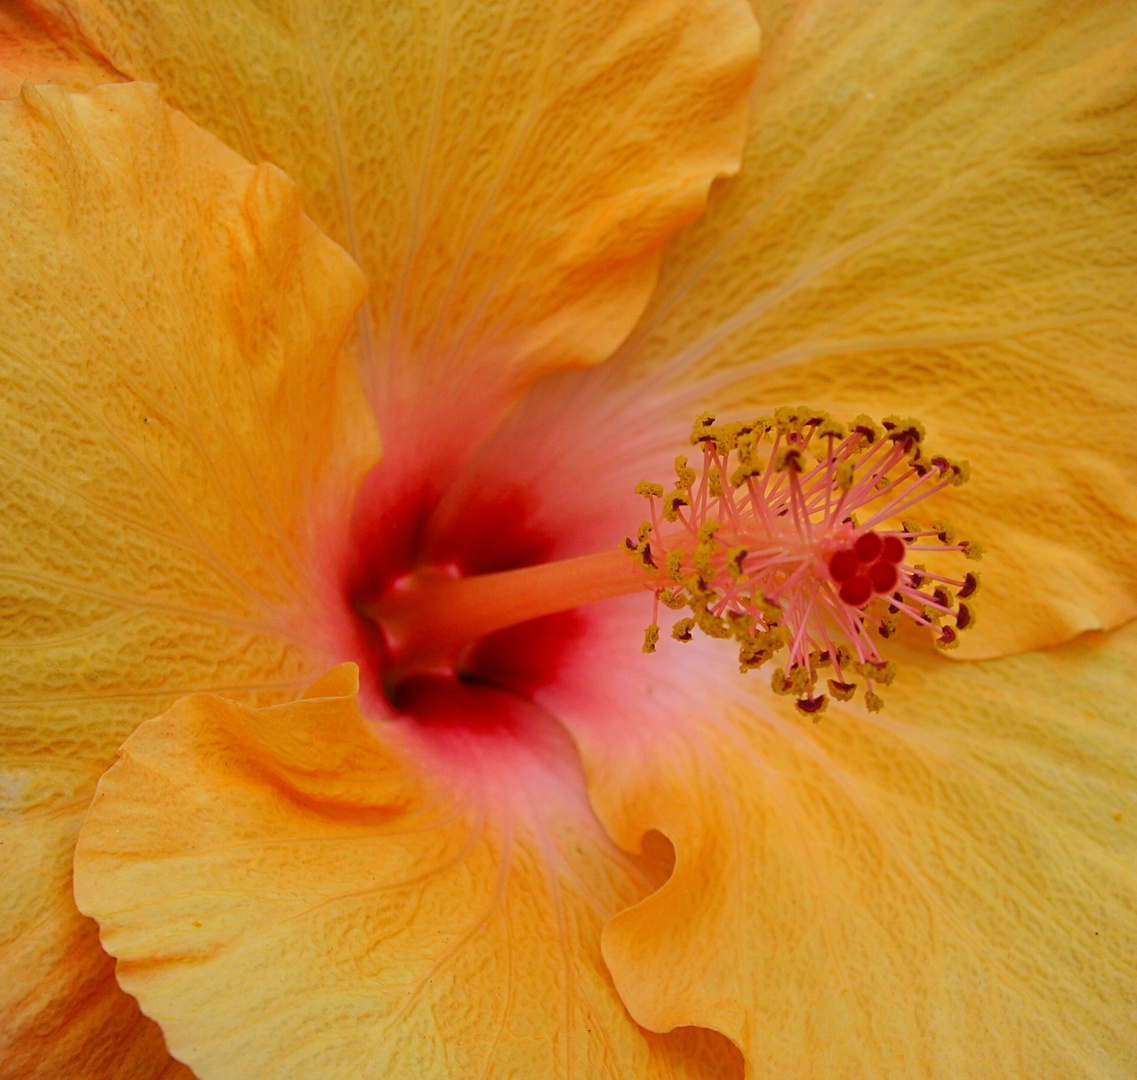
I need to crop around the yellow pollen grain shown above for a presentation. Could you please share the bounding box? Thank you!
[674,455,697,489]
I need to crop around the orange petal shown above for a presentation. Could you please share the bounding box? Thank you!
[40,0,759,459]
[0,3,124,98]
[74,668,742,1080]
[3,788,193,1080]
[583,622,1137,1078]
[0,82,376,1074]
[618,0,1137,658]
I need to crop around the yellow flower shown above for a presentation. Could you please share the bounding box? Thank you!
[2,2,1137,1079]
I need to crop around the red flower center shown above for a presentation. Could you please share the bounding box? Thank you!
[339,465,586,742]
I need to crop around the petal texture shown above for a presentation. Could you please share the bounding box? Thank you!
[570,620,1137,1079]
[0,82,376,1077]
[0,3,123,97]
[39,0,759,462]
[74,669,742,1080]
[616,0,1137,657]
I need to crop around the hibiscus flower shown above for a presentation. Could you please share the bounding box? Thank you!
[2,1,1136,1078]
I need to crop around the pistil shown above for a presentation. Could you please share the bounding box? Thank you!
[358,406,981,716]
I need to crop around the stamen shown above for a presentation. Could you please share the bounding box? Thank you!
[637,408,980,715]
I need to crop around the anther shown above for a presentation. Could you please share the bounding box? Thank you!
[674,455,697,490]
[850,415,881,443]
[881,415,926,446]
[774,445,806,472]
[827,679,857,702]
[796,695,828,719]
[663,491,689,522]
[672,618,696,642]
[659,589,687,610]
[931,585,953,608]
[932,519,957,545]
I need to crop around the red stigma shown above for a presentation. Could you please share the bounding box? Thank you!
[829,549,858,583]
[854,530,883,563]
[868,560,899,594]
[881,534,906,563]
[838,576,873,606]
[829,529,903,602]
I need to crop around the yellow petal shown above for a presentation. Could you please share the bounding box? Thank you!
[620,0,1137,657]
[46,0,759,454]
[0,82,377,1074]
[0,3,123,98]
[74,668,742,1080]
[587,622,1137,1078]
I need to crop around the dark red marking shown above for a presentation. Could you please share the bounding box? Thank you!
[829,548,859,583]
[342,462,584,732]
[880,535,906,563]
[869,561,898,594]
[839,576,873,606]
[854,530,883,563]
[461,611,586,699]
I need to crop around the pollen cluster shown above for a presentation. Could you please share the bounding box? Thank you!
[626,408,981,717]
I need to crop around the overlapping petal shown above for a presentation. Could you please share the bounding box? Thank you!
[558,612,1137,1078]
[614,0,1137,657]
[0,82,376,1077]
[0,3,122,97]
[28,0,760,467]
[73,666,742,1080]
